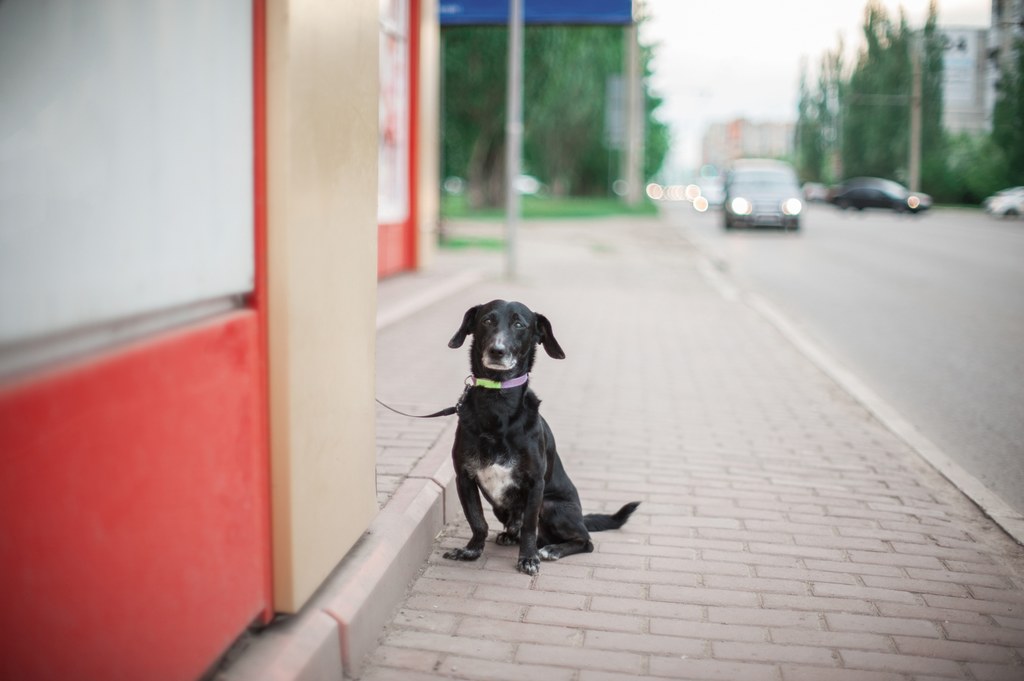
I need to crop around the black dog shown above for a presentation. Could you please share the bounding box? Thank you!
[443,300,639,575]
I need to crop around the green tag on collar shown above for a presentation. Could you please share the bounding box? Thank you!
[474,378,503,390]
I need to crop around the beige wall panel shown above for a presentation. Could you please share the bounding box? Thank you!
[417,0,440,270]
[266,0,379,613]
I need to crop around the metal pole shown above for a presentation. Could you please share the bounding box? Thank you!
[909,34,922,192]
[624,21,643,206]
[505,0,524,279]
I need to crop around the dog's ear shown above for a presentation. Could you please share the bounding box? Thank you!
[535,314,565,359]
[448,305,479,348]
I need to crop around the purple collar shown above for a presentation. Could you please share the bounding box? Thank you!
[470,373,529,390]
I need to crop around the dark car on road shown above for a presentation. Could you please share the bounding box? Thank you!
[828,177,932,213]
[722,159,803,231]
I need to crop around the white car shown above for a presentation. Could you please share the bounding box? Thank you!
[983,186,1024,217]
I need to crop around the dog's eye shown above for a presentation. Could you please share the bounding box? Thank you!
[482,318,494,326]
[513,321,526,330]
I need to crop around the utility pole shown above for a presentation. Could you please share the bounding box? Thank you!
[909,34,922,192]
[623,19,643,206]
[504,0,523,279]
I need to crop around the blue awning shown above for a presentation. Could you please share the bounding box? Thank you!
[439,0,633,26]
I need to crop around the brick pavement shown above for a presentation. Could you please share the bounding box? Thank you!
[367,215,1024,681]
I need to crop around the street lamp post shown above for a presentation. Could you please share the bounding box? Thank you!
[909,33,922,192]
[504,0,524,279]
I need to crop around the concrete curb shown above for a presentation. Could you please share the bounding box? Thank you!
[216,422,457,681]
[319,420,457,678]
[695,250,1024,547]
[215,609,342,681]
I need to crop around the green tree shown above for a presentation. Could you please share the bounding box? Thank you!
[992,37,1024,184]
[795,62,824,182]
[442,23,668,206]
[818,44,847,184]
[839,1,943,186]
[641,41,670,184]
[919,2,948,195]
[944,132,1007,203]
[522,26,622,196]
[795,39,845,185]
[441,27,508,209]
[843,2,910,178]
[802,1,1021,204]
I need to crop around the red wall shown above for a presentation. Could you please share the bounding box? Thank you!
[0,2,273,679]
[378,0,420,278]
[0,313,271,681]
[378,221,417,277]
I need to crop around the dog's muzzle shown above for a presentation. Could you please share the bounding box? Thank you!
[483,337,517,371]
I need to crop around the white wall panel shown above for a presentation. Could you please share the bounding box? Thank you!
[0,0,253,345]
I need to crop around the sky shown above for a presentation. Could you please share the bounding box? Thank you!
[639,0,990,177]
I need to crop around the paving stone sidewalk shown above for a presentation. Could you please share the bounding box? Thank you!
[369,215,1024,681]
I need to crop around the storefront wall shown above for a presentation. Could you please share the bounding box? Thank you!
[0,0,385,677]
[0,2,271,679]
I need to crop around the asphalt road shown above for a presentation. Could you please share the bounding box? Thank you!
[662,201,1024,516]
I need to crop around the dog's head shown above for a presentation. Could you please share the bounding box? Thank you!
[448,300,564,377]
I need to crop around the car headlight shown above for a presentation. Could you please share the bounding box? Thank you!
[730,197,752,215]
[907,195,921,209]
[782,198,803,215]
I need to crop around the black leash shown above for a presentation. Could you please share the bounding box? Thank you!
[375,372,529,420]
[374,384,470,419]
[374,398,458,419]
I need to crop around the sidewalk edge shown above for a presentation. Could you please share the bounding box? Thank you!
[688,232,1024,546]
[745,287,1024,546]
[322,420,457,678]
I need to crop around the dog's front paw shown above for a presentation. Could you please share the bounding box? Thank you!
[496,531,519,546]
[443,547,482,561]
[516,556,540,575]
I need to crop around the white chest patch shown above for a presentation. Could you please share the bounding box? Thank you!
[476,462,516,506]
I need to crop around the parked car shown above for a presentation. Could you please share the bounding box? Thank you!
[802,182,829,203]
[827,177,932,213]
[722,159,803,231]
[983,186,1024,217]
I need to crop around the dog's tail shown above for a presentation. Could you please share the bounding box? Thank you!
[583,501,640,532]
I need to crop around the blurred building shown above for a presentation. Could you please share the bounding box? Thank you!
[701,118,795,170]
[940,2,1023,134]
[941,27,990,134]
[0,1,439,679]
